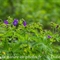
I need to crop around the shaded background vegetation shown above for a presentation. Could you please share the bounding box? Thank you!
[0,0,60,28]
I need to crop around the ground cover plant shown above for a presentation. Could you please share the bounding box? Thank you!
[0,17,60,60]
[0,0,60,60]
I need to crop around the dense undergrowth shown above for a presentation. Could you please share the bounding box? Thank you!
[0,17,60,60]
[0,0,60,60]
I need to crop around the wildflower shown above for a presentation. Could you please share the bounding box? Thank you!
[4,20,8,24]
[2,52,6,55]
[13,19,18,26]
[48,35,51,38]
[23,20,27,26]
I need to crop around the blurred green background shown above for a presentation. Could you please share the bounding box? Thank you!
[0,0,60,28]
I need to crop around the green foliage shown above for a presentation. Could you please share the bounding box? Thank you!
[0,0,60,60]
[0,17,60,60]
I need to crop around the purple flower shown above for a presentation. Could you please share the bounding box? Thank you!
[48,35,51,38]
[23,21,26,26]
[4,20,8,25]
[13,19,18,26]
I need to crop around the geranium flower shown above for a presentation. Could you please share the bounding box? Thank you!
[13,19,18,26]
[4,20,8,25]
[48,35,51,38]
[23,20,26,26]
